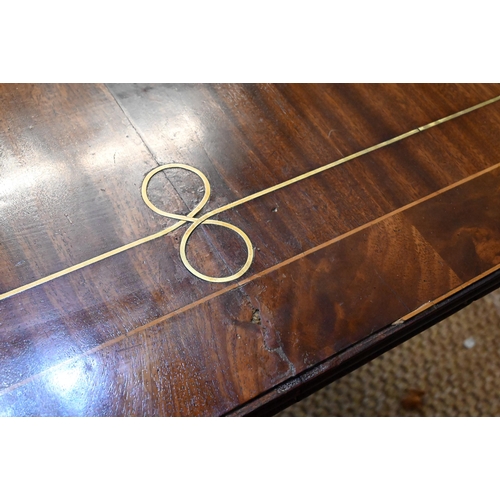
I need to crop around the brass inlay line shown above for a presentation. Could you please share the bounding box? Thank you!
[417,95,500,131]
[395,261,500,324]
[1,162,500,397]
[1,94,500,301]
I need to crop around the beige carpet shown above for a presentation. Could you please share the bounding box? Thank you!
[278,289,500,417]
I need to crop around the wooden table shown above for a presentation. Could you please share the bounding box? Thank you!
[1,84,500,416]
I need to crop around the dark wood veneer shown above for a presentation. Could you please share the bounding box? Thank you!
[1,84,499,416]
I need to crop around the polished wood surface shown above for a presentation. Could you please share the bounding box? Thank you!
[1,84,500,416]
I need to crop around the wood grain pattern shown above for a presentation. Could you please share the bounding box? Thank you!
[1,84,500,416]
[404,167,500,281]
[108,84,500,275]
[2,166,499,416]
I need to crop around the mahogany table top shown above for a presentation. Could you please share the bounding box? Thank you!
[1,84,500,416]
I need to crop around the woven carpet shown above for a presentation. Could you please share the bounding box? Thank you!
[277,289,500,417]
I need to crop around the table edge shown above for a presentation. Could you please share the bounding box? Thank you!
[225,268,500,417]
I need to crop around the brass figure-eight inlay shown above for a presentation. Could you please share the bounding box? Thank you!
[142,164,254,283]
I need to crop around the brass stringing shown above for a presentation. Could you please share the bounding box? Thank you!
[1,94,499,301]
